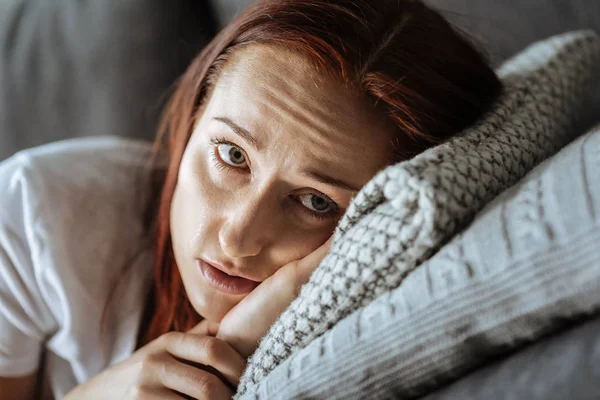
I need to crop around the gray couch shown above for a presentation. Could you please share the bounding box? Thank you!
[1,1,599,399]
[0,0,215,160]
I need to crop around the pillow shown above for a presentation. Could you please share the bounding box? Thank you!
[235,30,600,396]
[0,0,215,160]
[238,113,600,399]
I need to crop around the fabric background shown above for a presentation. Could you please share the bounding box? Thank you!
[0,0,215,160]
[236,31,600,397]
[421,311,600,400]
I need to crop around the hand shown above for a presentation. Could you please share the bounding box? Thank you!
[217,236,333,357]
[64,319,244,400]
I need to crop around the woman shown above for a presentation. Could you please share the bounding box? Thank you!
[0,0,501,399]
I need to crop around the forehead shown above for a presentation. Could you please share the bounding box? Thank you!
[203,45,395,183]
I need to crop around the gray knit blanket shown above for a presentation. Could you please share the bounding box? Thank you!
[235,31,600,397]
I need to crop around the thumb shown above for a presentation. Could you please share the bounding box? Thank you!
[187,318,220,336]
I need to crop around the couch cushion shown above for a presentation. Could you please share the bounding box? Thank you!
[0,0,215,160]
[421,316,600,400]
[236,31,600,396]
[427,0,600,66]
[238,117,600,400]
[427,0,600,129]
[209,0,254,27]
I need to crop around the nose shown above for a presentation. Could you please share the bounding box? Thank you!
[218,192,275,259]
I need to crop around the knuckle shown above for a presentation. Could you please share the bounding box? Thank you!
[159,331,189,352]
[159,331,181,344]
[193,372,222,399]
[128,385,150,400]
[200,336,221,361]
[138,353,161,375]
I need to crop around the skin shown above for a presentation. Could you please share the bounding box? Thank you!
[63,45,398,400]
[170,45,397,323]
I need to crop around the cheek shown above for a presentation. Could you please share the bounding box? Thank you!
[170,157,215,263]
[271,227,333,270]
[170,185,193,265]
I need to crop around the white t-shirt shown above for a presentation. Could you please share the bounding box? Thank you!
[0,137,156,399]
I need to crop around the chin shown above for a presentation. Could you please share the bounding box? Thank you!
[188,285,247,323]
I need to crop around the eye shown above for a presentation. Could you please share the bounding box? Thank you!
[298,193,336,214]
[217,143,247,168]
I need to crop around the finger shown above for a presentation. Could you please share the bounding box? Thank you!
[156,354,234,400]
[187,319,220,337]
[216,236,334,358]
[162,333,246,387]
[133,321,220,360]
[178,359,237,393]
[133,320,221,359]
[135,387,189,400]
[296,235,333,277]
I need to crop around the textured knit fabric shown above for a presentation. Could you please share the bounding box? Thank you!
[237,122,600,399]
[235,30,600,396]
[0,137,154,399]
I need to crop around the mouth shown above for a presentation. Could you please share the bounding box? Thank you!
[197,259,260,295]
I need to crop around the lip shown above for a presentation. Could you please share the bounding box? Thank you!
[197,259,260,295]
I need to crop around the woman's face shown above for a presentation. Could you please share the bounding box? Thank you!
[171,45,396,322]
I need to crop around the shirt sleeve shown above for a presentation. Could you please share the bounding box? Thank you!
[0,154,57,377]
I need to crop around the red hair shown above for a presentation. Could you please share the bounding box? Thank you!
[136,0,501,348]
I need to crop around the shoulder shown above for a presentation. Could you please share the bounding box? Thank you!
[0,135,154,194]
[0,136,154,225]
[0,137,156,376]
[0,135,155,290]
[0,135,154,190]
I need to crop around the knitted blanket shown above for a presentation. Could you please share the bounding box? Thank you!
[235,31,600,397]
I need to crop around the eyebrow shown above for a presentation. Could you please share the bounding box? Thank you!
[301,169,362,192]
[215,116,360,192]
[214,117,260,149]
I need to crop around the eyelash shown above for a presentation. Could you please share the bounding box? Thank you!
[291,194,341,221]
[208,137,341,221]
[210,137,249,173]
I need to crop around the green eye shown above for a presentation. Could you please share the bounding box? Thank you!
[298,194,333,213]
[217,143,247,167]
